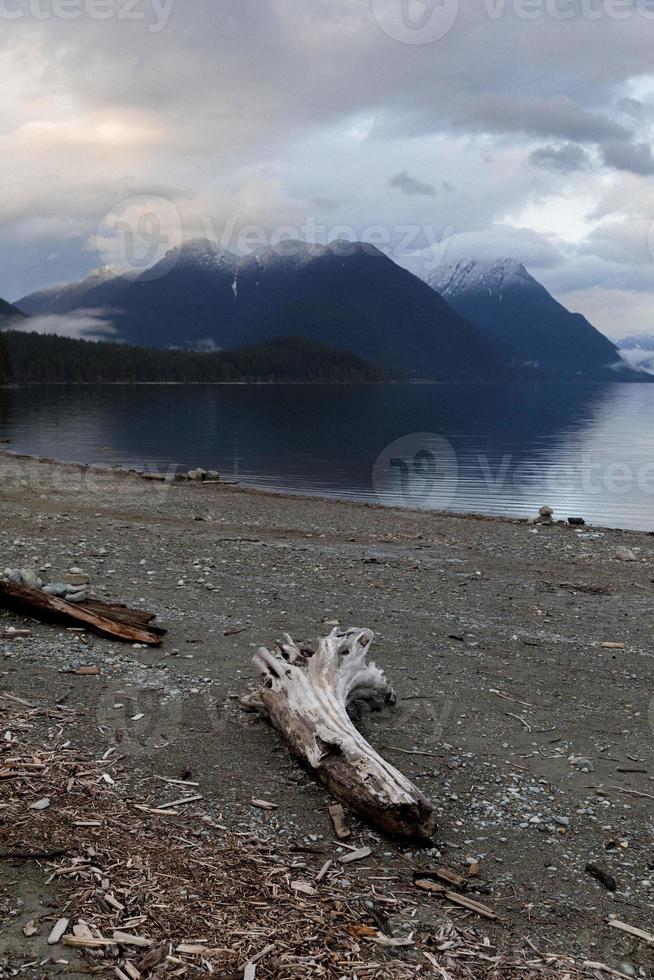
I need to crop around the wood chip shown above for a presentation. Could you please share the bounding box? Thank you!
[338,846,371,864]
[250,798,279,810]
[63,936,112,949]
[328,803,351,840]
[157,795,203,810]
[291,880,318,896]
[316,860,333,882]
[112,931,153,948]
[75,666,101,676]
[29,797,51,810]
[608,918,653,944]
[47,918,70,945]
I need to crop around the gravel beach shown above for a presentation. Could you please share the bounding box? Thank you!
[1,453,652,978]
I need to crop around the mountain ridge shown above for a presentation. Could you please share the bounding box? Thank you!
[18,239,513,382]
[428,257,638,382]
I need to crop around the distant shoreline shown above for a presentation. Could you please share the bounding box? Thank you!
[0,446,649,537]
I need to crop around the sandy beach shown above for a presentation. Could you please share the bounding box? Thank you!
[1,453,652,978]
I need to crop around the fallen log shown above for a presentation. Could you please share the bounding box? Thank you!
[246,627,436,840]
[0,581,164,646]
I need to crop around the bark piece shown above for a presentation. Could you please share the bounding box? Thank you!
[250,627,436,840]
[0,581,164,645]
[329,803,351,840]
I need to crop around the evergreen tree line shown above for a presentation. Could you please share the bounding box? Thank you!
[0,331,390,385]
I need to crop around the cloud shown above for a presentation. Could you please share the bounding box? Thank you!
[452,93,629,144]
[389,170,436,196]
[528,143,592,173]
[601,139,654,176]
[8,311,117,342]
[1,0,654,331]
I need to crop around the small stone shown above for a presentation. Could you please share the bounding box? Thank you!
[568,517,586,526]
[539,505,554,518]
[20,569,42,589]
[576,758,594,773]
[42,583,69,598]
[65,590,88,603]
[554,815,570,827]
[188,468,208,481]
[615,546,637,562]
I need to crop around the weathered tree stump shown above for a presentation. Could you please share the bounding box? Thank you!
[246,627,436,840]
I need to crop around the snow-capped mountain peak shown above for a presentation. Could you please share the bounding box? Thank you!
[430,257,535,298]
[163,238,239,273]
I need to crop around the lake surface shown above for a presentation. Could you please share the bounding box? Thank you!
[2,383,654,530]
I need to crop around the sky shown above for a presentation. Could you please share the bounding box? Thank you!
[1,0,653,339]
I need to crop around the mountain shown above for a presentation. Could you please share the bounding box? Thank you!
[0,295,26,323]
[616,335,654,375]
[429,258,642,381]
[0,331,389,385]
[618,334,654,351]
[17,239,516,381]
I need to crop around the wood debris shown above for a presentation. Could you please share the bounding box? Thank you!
[328,803,351,840]
[607,917,653,944]
[1,698,620,979]
[338,846,372,865]
[0,580,166,645]
[247,627,436,839]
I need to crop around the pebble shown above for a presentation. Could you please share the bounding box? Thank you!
[615,546,637,562]
[43,583,69,598]
[19,569,42,589]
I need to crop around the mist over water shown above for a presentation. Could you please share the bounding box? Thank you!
[2,383,654,531]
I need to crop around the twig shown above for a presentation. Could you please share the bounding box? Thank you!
[505,712,532,733]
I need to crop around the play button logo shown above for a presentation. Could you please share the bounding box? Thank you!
[370,0,460,43]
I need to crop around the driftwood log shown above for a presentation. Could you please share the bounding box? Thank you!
[246,627,436,840]
[0,581,165,646]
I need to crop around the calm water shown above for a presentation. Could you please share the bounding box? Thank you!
[2,383,654,530]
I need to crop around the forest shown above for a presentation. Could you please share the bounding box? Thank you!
[0,331,389,385]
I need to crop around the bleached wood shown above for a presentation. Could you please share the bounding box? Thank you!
[249,627,436,840]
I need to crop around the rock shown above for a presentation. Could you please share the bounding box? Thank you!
[615,546,637,562]
[207,471,220,481]
[554,815,570,827]
[568,517,586,526]
[539,505,554,518]
[20,569,42,589]
[188,468,208,481]
[43,583,69,598]
[66,573,90,587]
[576,758,595,773]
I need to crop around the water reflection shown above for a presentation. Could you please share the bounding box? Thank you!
[1,383,653,530]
